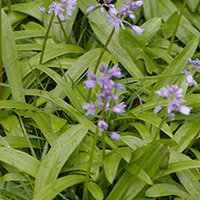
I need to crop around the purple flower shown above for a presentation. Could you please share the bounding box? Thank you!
[108,4,118,17]
[154,85,192,119]
[40,7,46,13]
[82,101,96,116]
[187,58,200,70]
[154,105,163,114]
[110,132,121,140]
[131,25,144,36]
[98,120,108,131]
[99,62,107,73]
[114,83,126,90]
[130,1,143,10]
[48,2,64,16]
[61,0,77,16]
[107,64,124,78]
[83,71,97,88]
[106,15,125,32]
[167,113,175,119]
[112,102,126,115]
[83,80,96,88]
[154,86,170,98]
[87,71,96,80]
[179,105,192,115]
[182,69,198,88]
[87,5,96,13]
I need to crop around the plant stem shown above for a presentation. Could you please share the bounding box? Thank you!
[39,14,54,65]
[168,0,188,54]
[82,127,99,200]
[87,28,115,102]
[57,16,71,44]
[33,14,54,106]
[0,2,2,104]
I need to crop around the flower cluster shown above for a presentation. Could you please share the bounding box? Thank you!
[82,63,127,140]
[182,58,199,88]
[154,85,192,119]
[87,0,144,35]
[39,0,77,21]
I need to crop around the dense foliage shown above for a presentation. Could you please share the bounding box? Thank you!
[1,0,200,199]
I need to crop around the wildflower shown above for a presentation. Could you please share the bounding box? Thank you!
[154,105,163,114]
[182,69,198,88]
[87,0,144,34]
[61,0,77,16]
[154,85,192,119]
[98,120,108,131]
[131,25,144,36]
[39,7,46,13]
[187,58,200,69]
[82,62,126,140]
[112,102,126,115]
[87,5,96,13]
[82,101,96,116]
[39,0,77,21]
[110,132,121,140]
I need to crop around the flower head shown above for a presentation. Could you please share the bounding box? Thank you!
[110,132,121,140]
[40,7,46,13]
[87,0,144,34]
[182,69,198,88]
[112,102,126,115]
[82,101,96,116]
[82,63,126,140]
[154,85,192,119]
[40,0,77,21]
[98,120,108,131]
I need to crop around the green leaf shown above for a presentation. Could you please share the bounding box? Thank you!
[121,136,147,150]
[50,114,67,133]
[2,10,25,102]
[0,111,23,136]
[146,183,192,199]
[162,11,179,38]
[160,160,200,177]
[104,153,122,184]
[136,112,173,138]
[4,3,43,21]
[0,147,40,177]
[88,182,104,200]
[119,20,161,74]
[142,0,161,20]
[187,0,200,12]
[172,116,200,152]
[14,30,47,40]
[33,64,82,110]
[33,123,90,196]
[106,143,169,200]
[2,136,40,149]
[125,163,153,185]
[176,170,200,199]
[33,175,85,200]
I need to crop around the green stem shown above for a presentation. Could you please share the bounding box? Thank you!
[57,16,71,44]
[39,14,54,65]
[87,28,115,102]
[82,127,99,200]
[0,3,2,104]
[168,0,188,54]
[33,14,54,106]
